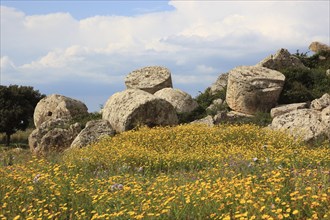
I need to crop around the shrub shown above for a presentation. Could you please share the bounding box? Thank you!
[195,87,226,109]
[278,50,330,104]
[294,50,330,69]
[178,88,228,124]
[279,68,330,104]
[70,112,102,129]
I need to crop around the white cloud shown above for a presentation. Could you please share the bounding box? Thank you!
[1,1,329,111]
[196,65,216,74]
[1,56,16,71]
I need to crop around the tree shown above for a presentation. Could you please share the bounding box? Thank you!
[0,85,45,146]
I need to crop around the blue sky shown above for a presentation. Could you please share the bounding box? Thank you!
[1,0,329,112]
[1,1,175,19]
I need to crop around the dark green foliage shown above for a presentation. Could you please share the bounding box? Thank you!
[226,112,273,127]
[294,50,330,69]
[70,112,102,129]
[279,50,330,104]
[0,85,45,146]
[195,87,226,109]
[206,101,229,116]
[180,50,330,125]
[178,88,227,124]
[177,106,205,124]
[250,112,273,127]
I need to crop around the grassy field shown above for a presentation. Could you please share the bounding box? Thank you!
[0,128,33,149]
[0,124,329,219]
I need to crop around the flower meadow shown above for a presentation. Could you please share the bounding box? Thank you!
[1,124,329,220]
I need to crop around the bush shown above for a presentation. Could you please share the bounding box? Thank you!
[278,50,330,104]
[70,112,102,129]
[279,68,330,104]
[178,88,228,123]
[294,50,330,69]
[195,87,226,109]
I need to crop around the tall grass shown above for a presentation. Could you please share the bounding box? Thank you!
[0,128,33,148]
[0,124,329,219]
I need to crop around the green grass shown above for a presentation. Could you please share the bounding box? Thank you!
[0,128,33,148]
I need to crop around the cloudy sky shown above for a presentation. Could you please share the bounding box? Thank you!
[1,0,329,112]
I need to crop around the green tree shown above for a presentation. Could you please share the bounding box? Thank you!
[0,85,45,146]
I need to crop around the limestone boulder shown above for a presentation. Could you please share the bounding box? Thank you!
[210,73,228,95]
[270,102,308,118]
[309,41,330,53]
[125,66,173,94]
[226,66,285,115]
[154,88,198,114]
[190,115,215,127]
[70,120,116,149]
[321,106,330,128]
[213,111,228,125]
[102,89,178,132]
[321,106,330,138]
[34,94,88,128]
[226,111,254,118]
[207,98,224,112]
[29,119,81,155]
[310,93,330,110]
[270,109,329,142]
[256,48,306,70]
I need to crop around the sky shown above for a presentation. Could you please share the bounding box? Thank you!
[1,0,329,112]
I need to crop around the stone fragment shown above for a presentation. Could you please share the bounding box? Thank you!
[33,94,88,128]
[226,66,285,115]
[102,89,178,132]
[154,88,198,113]
[257,48,306,70]
[310,93,330,110]
[270,109,328,142]
[321,106,330,128]
[190,115,214,127]
[207,99,224,112]
[270,102,308,118]
[213,111,228,124]
[29,119,81,155]
[210,73,228,95]
[309,41,330,53]
[125,66,173,94]
[70,119,115,149]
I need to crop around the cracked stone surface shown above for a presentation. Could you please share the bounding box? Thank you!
[256,48,306,71]
[154,88,198,114]
[34,94,88,128]
[125,66,173,94]
[102,89,178,132]
[226,66,285,115]
[270,108,329,142]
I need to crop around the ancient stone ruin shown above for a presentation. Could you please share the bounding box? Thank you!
[125,66,173,94]
[33,94,88,128]
[309,41,330,53]
[29,94,88,155]
[70,119,115,149]
[209,73,228,95]
[270,93,330,142]
[154,88,198,114]
[102,89,178,133]
[27,42,330,153]
[29,118,81,155]
[256,48,306,70]
[226,66,285,115]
